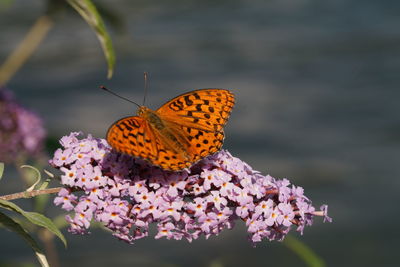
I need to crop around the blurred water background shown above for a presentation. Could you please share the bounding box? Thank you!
[0,0,399,266]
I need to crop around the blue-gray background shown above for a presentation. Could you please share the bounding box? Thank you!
[1,0,399,266]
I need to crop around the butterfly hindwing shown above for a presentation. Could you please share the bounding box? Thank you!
[180,126,225,162]
[156,89,234,165]
[107,116,193,170]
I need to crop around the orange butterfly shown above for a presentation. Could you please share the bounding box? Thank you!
[106,89,235,171]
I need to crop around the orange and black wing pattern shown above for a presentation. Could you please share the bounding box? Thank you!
[156,89,235,163]
[106,89,235,171]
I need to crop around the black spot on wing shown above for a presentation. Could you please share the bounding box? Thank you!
[169,99,184,111]
[184,95,193,106]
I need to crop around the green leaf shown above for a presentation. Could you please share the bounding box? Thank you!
[20,165,41,192]
[0,162,4,180]
[283,235,326,267]
[67,0,115,78]
[0,199,67,247]
[0,211,50,267]
[35,169,54,194]
[53,214,70,229]
[39,170,54,191]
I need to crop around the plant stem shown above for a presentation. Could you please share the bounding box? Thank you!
[0,15,53,86]
[0,187,62,201]
[38,228,60,267]
[283,235,325,267]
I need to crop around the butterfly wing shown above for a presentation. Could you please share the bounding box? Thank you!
[106,116,193,170]
[107,116,157,160]
[157,89,235,132]
[156,89,235,163]
[176,125,225,163]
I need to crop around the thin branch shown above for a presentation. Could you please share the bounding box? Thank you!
[0,187,62,201]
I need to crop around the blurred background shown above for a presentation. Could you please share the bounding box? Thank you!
[1,0,399,266]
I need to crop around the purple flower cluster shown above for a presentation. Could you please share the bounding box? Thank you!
[50,132,331,245]
[0,89,46,163]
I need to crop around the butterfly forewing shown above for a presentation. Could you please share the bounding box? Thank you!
[156,89,235,132]
[107,117,156,161]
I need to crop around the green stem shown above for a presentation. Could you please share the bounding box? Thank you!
[283,235,326,267]
[0,15,53,86]
[38,228,60,267]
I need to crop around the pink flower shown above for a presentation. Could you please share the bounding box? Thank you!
[186,197,207,217]
[236,202,255,219]
[60,166,79,187]
[198,213,219,234]
[233,187,253,206]
[201,169,224,190]
[254,199,274,217]
[277,202,295,227]
[155,222,182,240]
[165,173,187,197]
[206,191,227,210]
[54,188,76,211]
[160,200,184,221]
[219,177,234,197]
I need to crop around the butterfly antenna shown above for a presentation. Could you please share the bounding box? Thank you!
[100,85,141,108]
[143,72,149,106]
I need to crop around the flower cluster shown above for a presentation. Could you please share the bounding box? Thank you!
[0,89,46,163]
[50,132,331,245]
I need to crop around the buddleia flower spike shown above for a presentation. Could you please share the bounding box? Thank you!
[50,132,331,245]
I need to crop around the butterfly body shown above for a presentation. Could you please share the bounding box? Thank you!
[107,89,235,171]
[138,106,192,160]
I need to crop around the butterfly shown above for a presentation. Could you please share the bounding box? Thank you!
[106,89,235,171]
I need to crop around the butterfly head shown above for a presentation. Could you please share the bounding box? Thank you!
[137,106,150,116]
